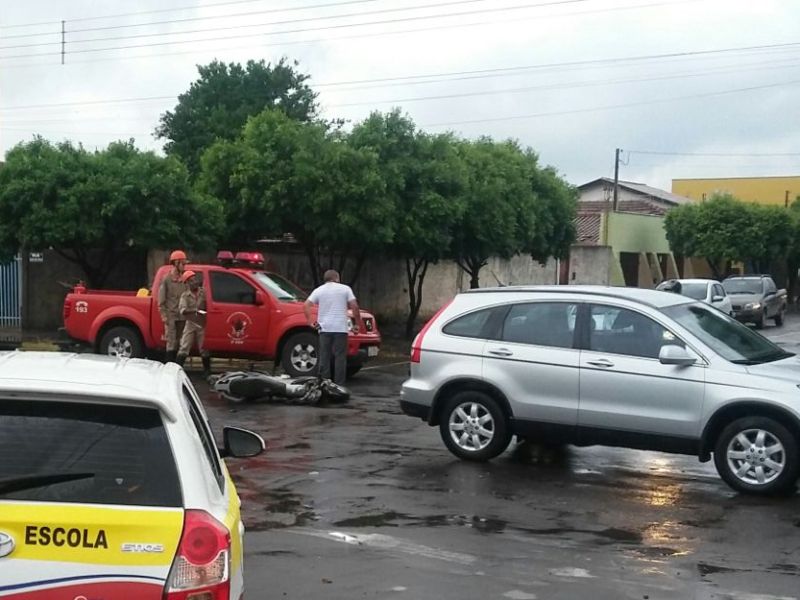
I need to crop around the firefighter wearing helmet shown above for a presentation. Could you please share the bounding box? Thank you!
[176,270,212,380]
[158,250,188,362]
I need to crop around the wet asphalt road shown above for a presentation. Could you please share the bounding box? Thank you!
[197,317,800,600]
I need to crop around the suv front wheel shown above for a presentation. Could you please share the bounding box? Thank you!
[713,416,799,495]
[439,391,511,461]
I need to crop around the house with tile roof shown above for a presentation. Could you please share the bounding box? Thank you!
[566,178,709,287]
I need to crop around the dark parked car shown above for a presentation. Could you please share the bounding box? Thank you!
[723,275,787,328]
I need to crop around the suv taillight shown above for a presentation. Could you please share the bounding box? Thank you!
[410,300,452,363]
[165,510,231,600]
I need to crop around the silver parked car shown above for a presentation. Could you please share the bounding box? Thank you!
[400,286,800,495]
[667,278,733,316]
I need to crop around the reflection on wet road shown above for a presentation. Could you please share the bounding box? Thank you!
[199,339,800,599]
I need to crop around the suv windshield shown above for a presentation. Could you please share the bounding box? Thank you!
[661,303,793,364]
[251,272,308,302]
[0,400,182,506]
[723,278,763,295]
[678,282,708,300]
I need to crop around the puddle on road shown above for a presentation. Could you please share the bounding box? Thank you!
[284,442,311,449]
[697,562,741,576]
[246,487,317,531]
[335,511,405,528]
[332,511,648,545]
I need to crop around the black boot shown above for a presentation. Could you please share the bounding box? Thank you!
[165,350,177,364]
[176,354,187,368]
[202,356,212,379]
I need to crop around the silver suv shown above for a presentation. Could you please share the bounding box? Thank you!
[400,286,800,495]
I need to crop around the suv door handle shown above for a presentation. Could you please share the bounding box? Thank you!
[587,359,614,368]
[488,348,514,357]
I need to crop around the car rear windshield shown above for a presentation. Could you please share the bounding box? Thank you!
[678,282,708,300]
[722,279,763,295]
[0,400,182,507]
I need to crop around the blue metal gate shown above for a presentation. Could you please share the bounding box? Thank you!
[0,257,22,331]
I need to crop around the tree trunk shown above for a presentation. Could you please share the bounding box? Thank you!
[347,252,367,288]
[706,258,722,280]
[302,243,322,287]
[404,257,429,339]
[55,247,122,289]
[469,272,480,289]
[787,258,798,305]
[455,256,486,290]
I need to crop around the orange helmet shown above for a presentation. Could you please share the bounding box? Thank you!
[169,250,188,263]
[180,270,197,284]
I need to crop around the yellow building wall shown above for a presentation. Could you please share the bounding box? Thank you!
[672,176,800,206]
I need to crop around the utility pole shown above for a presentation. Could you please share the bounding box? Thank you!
[61,21,65,65]
[612,148,621,212]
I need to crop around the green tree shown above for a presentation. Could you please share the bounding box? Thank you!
[0,138,221,287]
[199,110,391,287]
[665,193,793,278]
[348,110,466,337]
[785,197,800,300]
[157,58,318,175]
[449,138,576,289]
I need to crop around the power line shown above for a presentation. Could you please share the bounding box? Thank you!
[318,54,800,93]
[0,127,150,136]
[9,54,797,122]
[0,0,593,52]
[423,77,800,127]
[0,0,386,41]
[0,96,175,112]
[3,41,799,113]
[0,0,371,31]
[327,61,800,108]
[313,42,800,88]
[65,0,406,36]
[628,150,800,158]
[0,0,702,66]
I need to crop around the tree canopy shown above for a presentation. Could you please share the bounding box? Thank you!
[348,110,467,335]
[157,58,318,175]
[199,109,390,286]
[0,138,221,287]
[664,193,794,278]
[449,138,577,288]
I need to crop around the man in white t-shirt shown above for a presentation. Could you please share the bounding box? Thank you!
[304,270,364,384]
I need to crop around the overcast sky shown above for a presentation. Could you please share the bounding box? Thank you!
[1,0,799,190]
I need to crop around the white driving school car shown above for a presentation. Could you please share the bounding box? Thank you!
[0,352,264,600]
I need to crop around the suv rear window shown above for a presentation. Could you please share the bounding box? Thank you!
[442,306,505,339]
[0,400,182,507]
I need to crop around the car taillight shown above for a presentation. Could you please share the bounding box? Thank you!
[410,300,452,363]
[63,298,72,320]
[165,510,231,600]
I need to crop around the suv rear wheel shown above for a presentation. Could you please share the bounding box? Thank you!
[713,416,798,495]
[439,391,511,461]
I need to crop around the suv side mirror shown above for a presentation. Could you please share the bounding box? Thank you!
[254,290,266,306]
[712,295,724,303]
[221,426,265,458]
[659,344,697,366]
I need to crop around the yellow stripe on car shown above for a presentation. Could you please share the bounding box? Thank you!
[1,503,182,566]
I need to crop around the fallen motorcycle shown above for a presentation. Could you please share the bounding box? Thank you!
[211,371,350,405]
